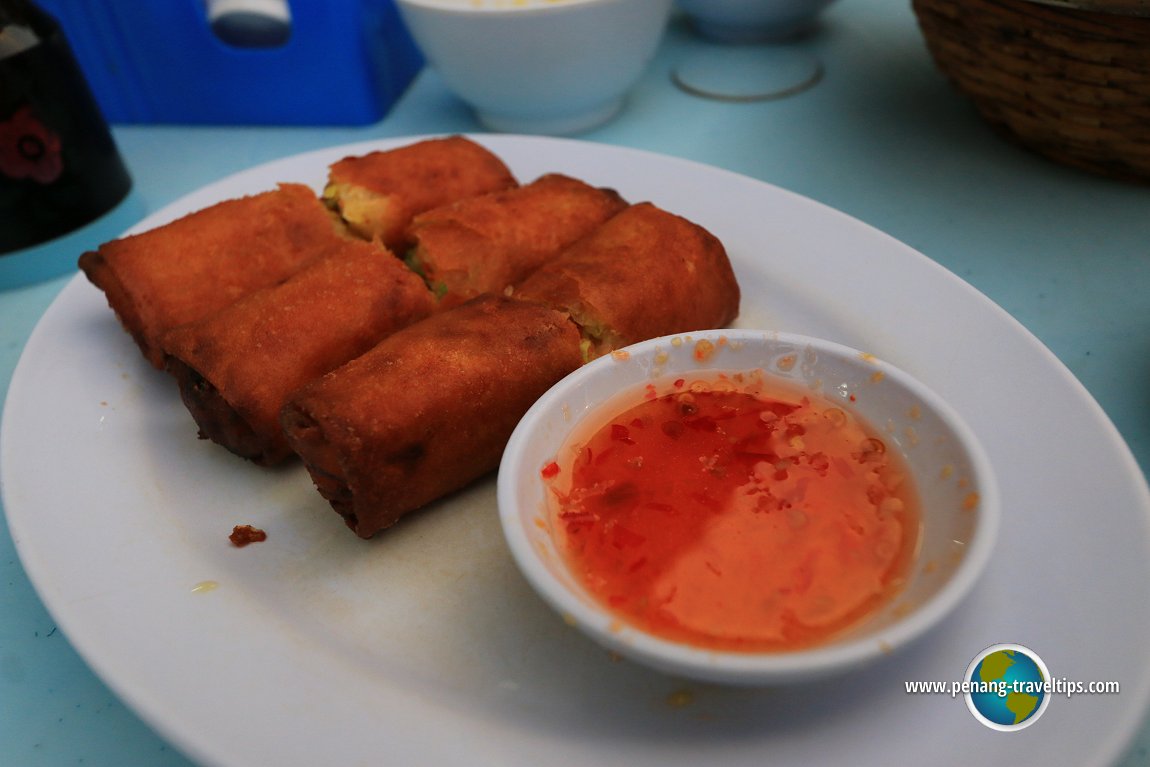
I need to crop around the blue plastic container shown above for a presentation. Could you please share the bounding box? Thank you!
[36,0,424,125]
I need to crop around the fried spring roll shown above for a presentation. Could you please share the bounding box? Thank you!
[281,295,584,538]
[323,135,518,250]
[514,202,741,358]
[161,238,435,466]
[404,173,627,308]
[79,183,347,369]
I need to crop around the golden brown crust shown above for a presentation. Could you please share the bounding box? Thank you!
[407,173,628,308]
[281,294,584,537]
[160,238,435,465]
[324,135,518,250]
[80,135,745,542]
[514,202,741,356]
[78,183,346,368]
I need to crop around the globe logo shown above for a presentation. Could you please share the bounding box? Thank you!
[964,644,1051,731]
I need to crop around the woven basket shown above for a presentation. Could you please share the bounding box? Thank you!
[911,0,1150,182]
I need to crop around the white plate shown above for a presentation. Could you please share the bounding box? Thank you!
[4,135,1149,767]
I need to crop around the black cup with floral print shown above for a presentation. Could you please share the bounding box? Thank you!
[1,0,130,255]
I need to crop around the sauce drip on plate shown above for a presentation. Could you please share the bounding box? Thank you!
[544,373,921,652]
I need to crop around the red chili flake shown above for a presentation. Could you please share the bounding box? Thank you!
[684,415,717,432]
[643,383,658,400]
[540,460,560,479]
[610,423,634,444]
[611,524,646,550]
[229,524,267,547]
[593,445,615,466]
[673,378,686,389]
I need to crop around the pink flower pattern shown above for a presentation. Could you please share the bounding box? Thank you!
[0,105,63,184]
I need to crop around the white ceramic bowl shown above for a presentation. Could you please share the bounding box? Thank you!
[676,0,838,42]
[393,0,673,135]
[498,329,999,686]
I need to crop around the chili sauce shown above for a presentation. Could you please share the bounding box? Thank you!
[542,372,921,652]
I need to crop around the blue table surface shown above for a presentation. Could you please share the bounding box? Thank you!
[2,3,1148,765]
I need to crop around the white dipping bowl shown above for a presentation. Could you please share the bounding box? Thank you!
[394,0,673,135]
[498,329,999,686]
[676,0,838,42]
